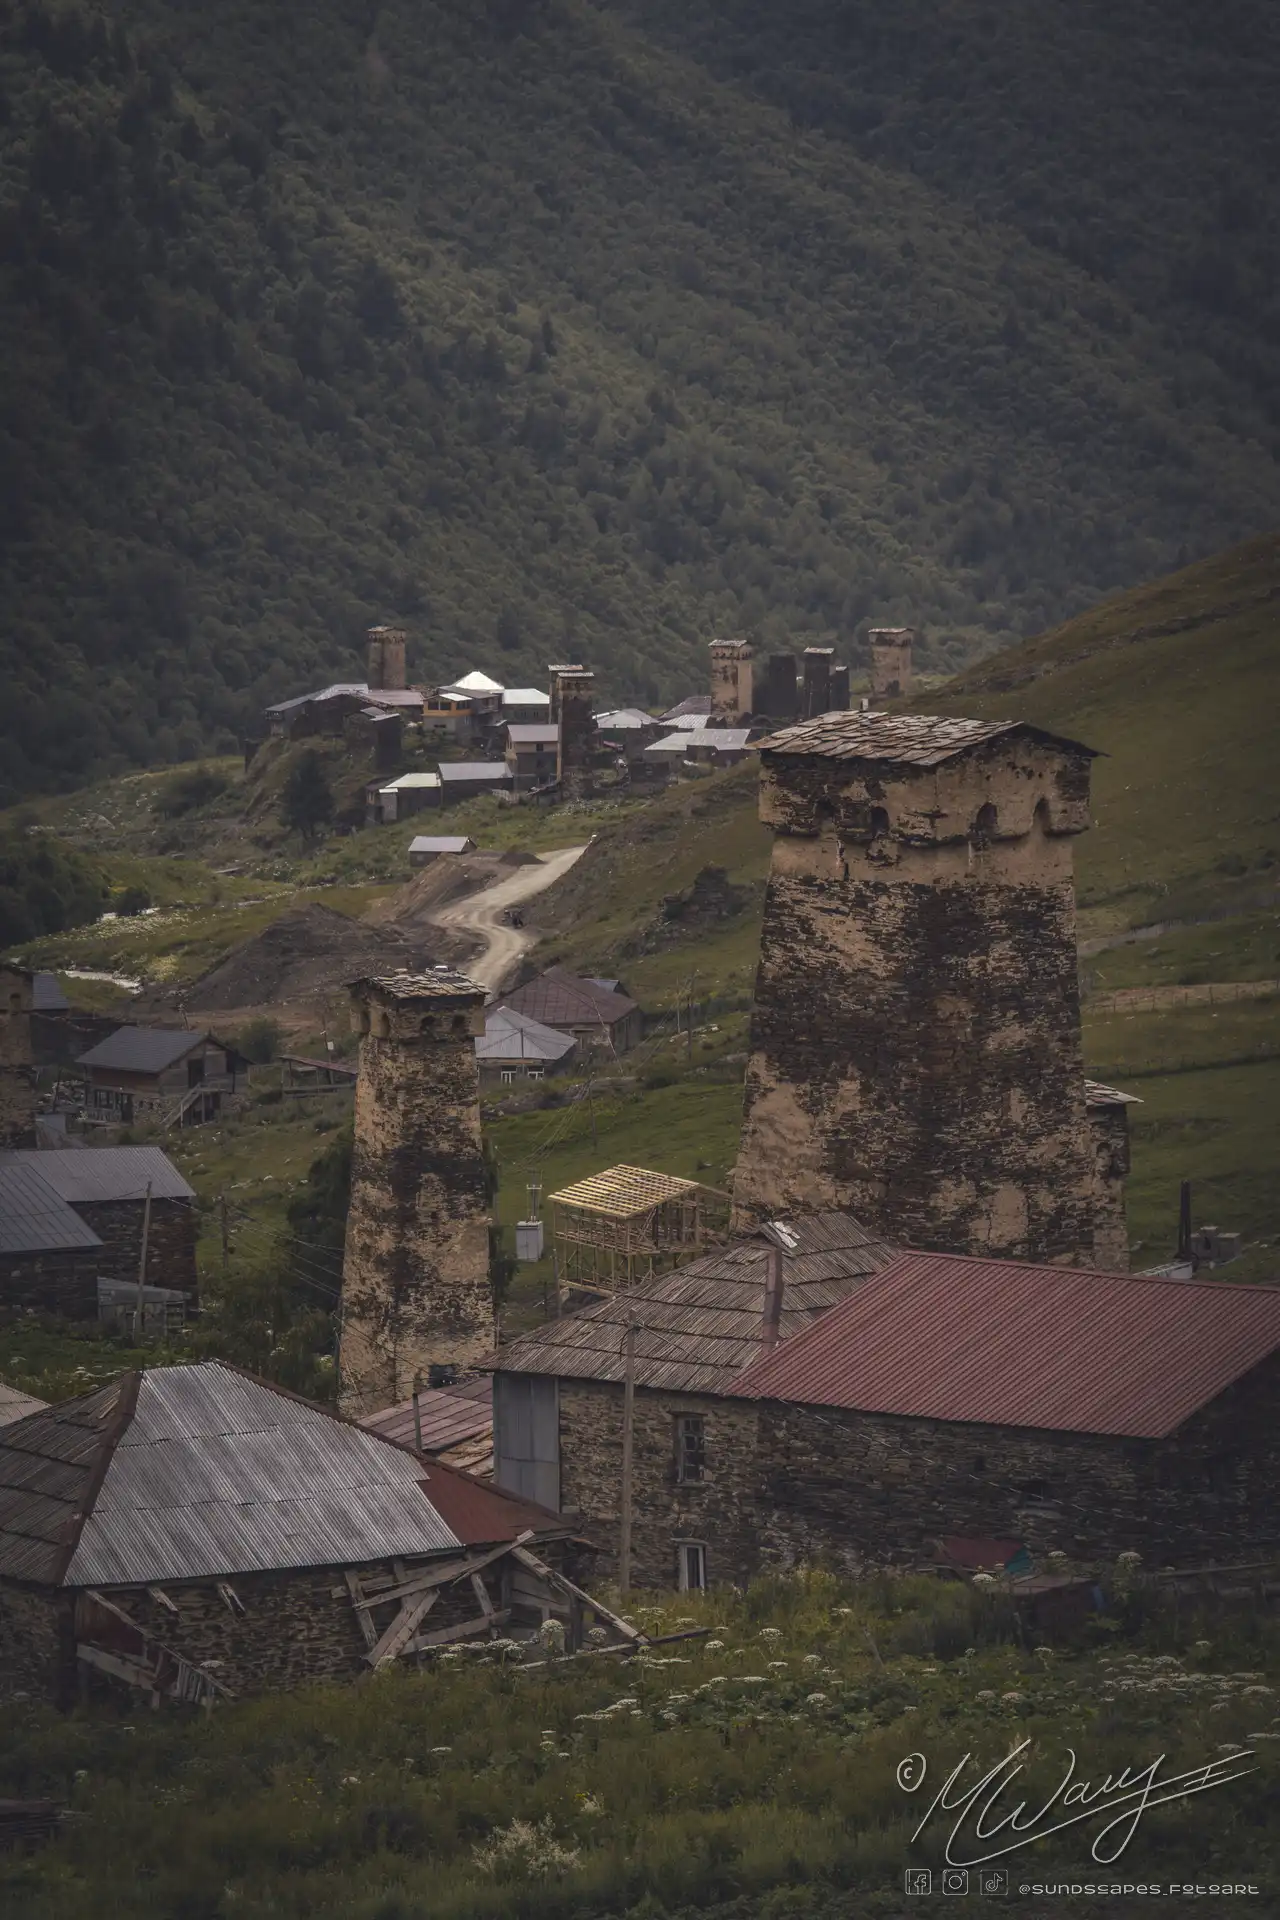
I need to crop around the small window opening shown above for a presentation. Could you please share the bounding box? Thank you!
[972,1454,987,1474]
[677,1542,707,1592]
[674,1414,706,1484]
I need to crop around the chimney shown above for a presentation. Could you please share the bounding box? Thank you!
[761,1242,785,1353]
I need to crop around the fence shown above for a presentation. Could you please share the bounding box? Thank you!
[1082,979,1280,1016]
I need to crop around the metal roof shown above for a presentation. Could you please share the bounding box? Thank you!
[265,683,369,715]
[686,729,755,750]
[477,1007,577,1064]
[437,762,513,783]
[32,973,69,1013]
[497,968,636,1030]
[381,771,442,790]
[0,1147,194,1205]
[408,837,476,854]
[760,712,1097,766]
[551,1164,702,1218]
[595,709,656,729]
[360,1377,493,1455]
[506,725,560,744]
[76,1026,209,1074]
[0,1382,49,1429]
[0,1163,104,1254]
[443,671,505,694]
[645,733,706,755]
[735,1251,1280,1439]
[490,1214,896,1396]
[0,1362,563,1589]
[362,689,423,708]
[502,688,551,706]
[660,695,713,720]
[662,713,712,731]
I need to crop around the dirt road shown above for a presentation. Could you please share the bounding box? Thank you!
[429,844,589,994]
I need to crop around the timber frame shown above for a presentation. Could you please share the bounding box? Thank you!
[549,1164,731,1291]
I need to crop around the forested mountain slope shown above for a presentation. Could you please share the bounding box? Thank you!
[3,0,1279,796]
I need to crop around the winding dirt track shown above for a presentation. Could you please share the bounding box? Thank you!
[428,844,589,994]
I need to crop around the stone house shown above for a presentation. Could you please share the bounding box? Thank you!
[366,770,442,825]
[0,1147,197,1301]
[0,1159,104,1316]
[476,1006,577,1086]
[505,724,560,792]
[361,1374,494,1478]
[76,1026,248,1127]
[0,1361,617,1708]
[496,968,642,1055]
[494,1242,1280,1590]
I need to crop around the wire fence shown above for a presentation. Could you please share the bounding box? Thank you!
[1083,979,1280,1016]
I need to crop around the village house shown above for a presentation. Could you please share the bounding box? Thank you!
[504,724,560,792]
[594,710,664,769]
[361,1374,494,1478]
[501,688,553,725]
[496,968,642,1055]
[76,1026,249,1127]
[0,1361,627,1708]
[365,769,443,826]
[0,1147,197,1302]
[264,684,422,741]
[408,835,477,869]
[436,761,513,805]
[0,1159,104,1316]
[476,1006,578,1085]
[492,1241,1280,1589]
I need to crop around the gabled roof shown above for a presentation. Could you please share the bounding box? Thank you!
[660,695,713,721]
[409,836,476,855]
[662,712,712,731]
[645,732,705,756]
[381,772,442,791]
[443,671,504,695]
[734,1251,1280,1439]
[686,728,755,751]
[760,712,1097,766]
[0,1361,563,1589]
[497,967,637,1030]
[0,1382,48,1430]
[360,1376,493,1455]
[505,725,560,745]
[436,762,512,783]
[76,1026,210,1074]
[266,683,368,715]
[477,1006,577,1064]
[501,688,551,706]
[0,1147,194,1205]
[490,1213,896,1395]
[0,1163,104,1255]
[595,709,657,730]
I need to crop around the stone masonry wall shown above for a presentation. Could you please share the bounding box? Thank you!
[0,1581,69,1703]
[734,734,1102,1263]
[0,965,36,1150]
[710,643,753,723]
[0,1249,100,1316]
[340,985,493,1415]
[1087,1103,1132,1271]
[74,1199,198,1299]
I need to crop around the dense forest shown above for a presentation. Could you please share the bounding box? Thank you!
[1,0,1278,796]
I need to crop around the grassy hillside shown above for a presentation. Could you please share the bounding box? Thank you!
[5,0,1280,794]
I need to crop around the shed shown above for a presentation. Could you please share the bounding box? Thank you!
[368,770,442,825]
[0,1362,631,1707]
[75,1027,247,1127]
[436,762,513,804]
[476,1007,577,1084]
[409,835,478,868]
[0,1147,197,1300]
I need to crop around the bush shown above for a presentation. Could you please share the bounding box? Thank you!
[281,750,334,840]
[239,1015,282,1063]
[112,883,152,917]
[0,832,107,946]
[154,766,231,817]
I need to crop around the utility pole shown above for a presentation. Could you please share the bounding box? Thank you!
[1178,1180,1193,1268]
[412,1373,424,1454]
[220,1194,230,1278]
[685,971,698,1064]
[133,1180,153,1343]
[619,1320,638,1594]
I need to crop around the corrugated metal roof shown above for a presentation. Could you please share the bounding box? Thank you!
[688,729,755,751]
[361,1377,493,1454]
[490,1216,896,1395]
[735,1251,1280,1438]
[0,1363,564,1588]
[660,695,713,720]
[506,725,559,744]
[76,1026,208,1074]
[32,973,69,1013]
[408,837,476,854]
[760,712,1096,766]
[0,1147,194,1204]
[501,688,551,706]
[437,762,512,782]
[595,709,656,729]
[381,772,442,790]
[477,1008,577,1063]
[0,1163,104,1254]
[444,671,505,694]
[498,968,636,1029]
[0,1383,49,1429]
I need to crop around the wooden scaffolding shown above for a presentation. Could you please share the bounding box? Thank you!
[549,1163,730,1292]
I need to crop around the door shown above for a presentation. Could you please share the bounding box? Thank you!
[492,1373,560,1511]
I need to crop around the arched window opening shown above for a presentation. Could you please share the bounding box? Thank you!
[870,805,890,837]
[973,802,998,842]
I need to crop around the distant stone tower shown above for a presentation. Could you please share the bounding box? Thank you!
[555,668,595,800]
[829,662,850,712]
[759,654,799,719]
[339,969,493,1415]
[546,664,584,725]
[801,647,834,718]
[367,625,408,692]
[0,965,36,1150]
[733,713,1116,1267]
[868,628,914,702]
[709,640,754,722]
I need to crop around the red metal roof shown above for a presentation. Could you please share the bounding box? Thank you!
[735,1252,1280,1438]
[414,1452,563,1544]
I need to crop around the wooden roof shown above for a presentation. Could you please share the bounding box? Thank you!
[550,1164,704,1219]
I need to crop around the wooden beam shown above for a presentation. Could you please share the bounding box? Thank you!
[408,1607,512,1651]
[510,1546,645,1643]
[335,1531,539,1612]
[344,1570,378,1651]
[366,1589,440,1668]
[470,1573,495,1619]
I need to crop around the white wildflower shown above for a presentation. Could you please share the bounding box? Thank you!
[767,1660,788,1670]
[472,1817,580,1878]
[739,1675,768,1684]
[805,1692,828,1705]
[705,1638,725,1651]
[972,1573,996,1587]
[1001,1691,1024,1704]
[578,1795,603,1815]
[1243,1686,1274,1696]
[759,1628,782,1640]
[976,1689,996,1701]
[430,1745,452,1754]
[803,1653,823,1665]
[1193,1640,1212,1653]
[1117,1551,1142,1567]
[538,1618,566,1654]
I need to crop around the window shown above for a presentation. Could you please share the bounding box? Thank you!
[500,1069,516,1085]
[526,1067,544,1081]
[674,1414,706,1484]
[677,1542,707,1592]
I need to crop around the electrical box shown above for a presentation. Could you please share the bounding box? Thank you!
[515,1219,545,1262]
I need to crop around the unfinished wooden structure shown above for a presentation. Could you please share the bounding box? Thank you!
[549,1164,729,1291]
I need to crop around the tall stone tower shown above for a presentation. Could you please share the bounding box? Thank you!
[733,712,1113,1267]
[555,668,595,800]
[868,628,914,702]
[546,664,584,724]
[339,968,493,1415]
[0,965,36,1150]
[801,646,834,718]
[759,654,799,719]
[829,662,850,712]
[709,640,754,722]
[367,625,408,692]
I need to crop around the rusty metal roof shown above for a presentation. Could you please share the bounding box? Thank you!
[489,1215,896,1395]
[735,1252,1280,1438]
[360,1377,493,1455]
[0,1362,565,1589]
[760,712,1096,766]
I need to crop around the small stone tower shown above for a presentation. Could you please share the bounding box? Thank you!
[367,625,408,692]
[709,640,754,722]
[868,628,914,702]
[556,668,595,800]
[0,965,36,1149]
[339,968,493,1415]
[801,646,834,718]
[733,713,1114,1267]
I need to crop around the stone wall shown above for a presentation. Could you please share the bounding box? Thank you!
[801,648,833,718]
[0,1582,70,1703]
[74,1199,198,1300]
[868,629,914,702]
[556,670,596,801]
[710,642,753,723]
[551,1353,1280,1590]
[340,975,494,1415]
[0,1248,101,1316]
[734,730,1102,1262]
[759,655,798,719]
[0,965,36,1150]
[1086,1102,1132,1271]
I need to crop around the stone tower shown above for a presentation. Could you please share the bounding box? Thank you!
[801,646,834,718]
[733,712,1115,1267]
[759,654,799,719]
[367,625,408,692]
[555,668,595,800]
[0,965,36,1150]
[339,968,493,1415]
[709,640,754,722]
[546,664,584,725]
[829,662,850,712]
[868,628,914,702]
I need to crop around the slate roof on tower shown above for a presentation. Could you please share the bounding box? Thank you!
[760,712,1097,766]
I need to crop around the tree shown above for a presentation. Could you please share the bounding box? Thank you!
[280,749,333,839]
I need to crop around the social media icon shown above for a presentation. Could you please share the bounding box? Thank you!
[942,1868,970,1895]
[904,1868,933,1895]
[978,1869,1009,1895]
